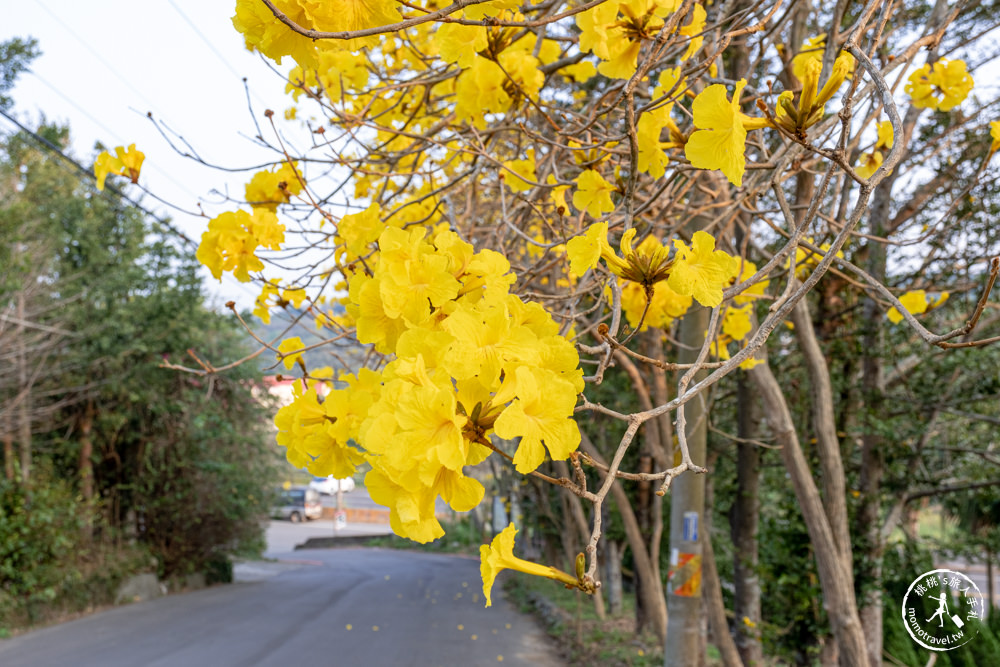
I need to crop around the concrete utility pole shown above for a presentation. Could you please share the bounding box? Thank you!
[664,179,716,666]
[663,301,709,667]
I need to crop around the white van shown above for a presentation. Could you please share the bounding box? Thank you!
[272,487,322,522]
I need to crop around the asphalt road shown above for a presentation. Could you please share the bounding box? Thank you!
[0,543,562,667]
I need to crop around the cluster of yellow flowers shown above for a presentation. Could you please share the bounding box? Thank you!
[272,220,585,543]
[684,39,854,187]
[906,59,975,112]
[569,225,740,308]
[567,224,769,366]
[195,161,304,282]
[576,0,704,79]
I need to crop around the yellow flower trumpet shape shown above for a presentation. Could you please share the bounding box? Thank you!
[813,52,854,110]
[772,52,854,136]
[566,224,675,288]
[480,523,591,607]
[93,144,144,191]
[856,120,895,179]
[685,79,768,187]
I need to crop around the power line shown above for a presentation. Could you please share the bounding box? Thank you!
[27,71,122,145]
[35,0,161,113]
[0,108,264,305]
[166,0,270,109]
[0,106,195,247]
[26,70,203,202]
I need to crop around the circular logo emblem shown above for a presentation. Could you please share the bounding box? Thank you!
[901,569,986,651]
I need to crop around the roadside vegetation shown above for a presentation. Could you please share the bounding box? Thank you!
[0,40,278,634]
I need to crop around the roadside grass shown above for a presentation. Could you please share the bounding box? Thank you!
[503,574,667,666]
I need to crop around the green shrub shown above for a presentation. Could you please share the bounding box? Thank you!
[0,473,85,624]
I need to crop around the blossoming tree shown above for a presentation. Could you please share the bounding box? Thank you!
[98,0,1000,662]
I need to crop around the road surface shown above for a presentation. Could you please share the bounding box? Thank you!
[0,531,562,667]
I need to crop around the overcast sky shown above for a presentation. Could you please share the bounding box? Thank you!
[4,1,299,307]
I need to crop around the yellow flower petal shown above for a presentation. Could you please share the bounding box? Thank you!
[685,80,748,186]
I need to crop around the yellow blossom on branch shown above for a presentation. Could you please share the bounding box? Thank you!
[480,523,583,607]
[245,161,303,210]
[93,144,144,191]
[685,79,765,187]
[678,3,706,61]
[572,170,617,217]
[887,290,949,324]
[791,34,826,83]
[493,366,581,474]
[856,119,895,179]
[434,23,488,68]
[276,336,306,370]
[668,231,741,307]
[906,59,974,111]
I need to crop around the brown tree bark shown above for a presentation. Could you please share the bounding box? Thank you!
[729,374,762,666]
[748,361,868,665]
[790,300,851,567]
[605,539,624,615]
[703,472,743,667]
[17,291,31,484]
[580,433,667,642]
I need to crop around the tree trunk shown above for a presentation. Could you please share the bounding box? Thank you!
[580,433,667,642]
[16,291,31,484]
[748,361,868,664]
[79,401,95,503]
[791,300,851,566]
[856,159,898,667]
[606,539,624,615]
[664,300,710,666]
[730,374,762,665]
[988,548,995,618]
[703,473,742,666]
[3,431,13,481]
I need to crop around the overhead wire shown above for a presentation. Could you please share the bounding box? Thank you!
[166,0,271,109]
[32,0,250,202]
[26,70,204,203]
[0,106,195,247]
[0,107,262,305]
[35,0,162,113]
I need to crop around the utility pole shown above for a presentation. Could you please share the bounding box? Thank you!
[664,178,716,665]
[663,300,709,666]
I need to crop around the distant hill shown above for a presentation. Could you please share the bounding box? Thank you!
[250,304,368,376]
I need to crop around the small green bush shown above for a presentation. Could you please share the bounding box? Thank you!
[0,474,85,624]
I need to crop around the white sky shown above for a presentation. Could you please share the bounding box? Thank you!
[4,1,298,308]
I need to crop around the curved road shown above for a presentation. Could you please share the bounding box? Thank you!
[0,547,563,667]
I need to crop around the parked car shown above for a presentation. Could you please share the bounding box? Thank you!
[272,487,322,522]
[308,476,356,495]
